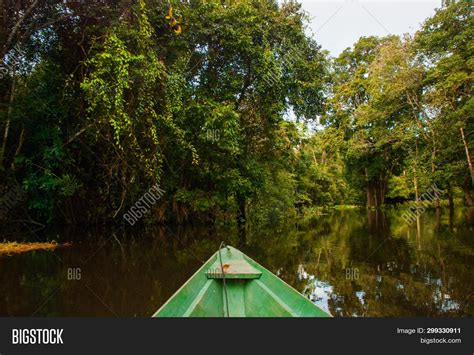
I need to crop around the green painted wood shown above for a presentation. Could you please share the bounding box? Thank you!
[244,280,294,317]
[153,246,331,317]
[152,251,222,317]
[225,280,246,317]
[205,259,262,279]
[185,280,223,317]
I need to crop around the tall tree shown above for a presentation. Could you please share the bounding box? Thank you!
[415,0,473,205]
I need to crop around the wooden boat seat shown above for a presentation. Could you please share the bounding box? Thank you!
[205,259,262,279]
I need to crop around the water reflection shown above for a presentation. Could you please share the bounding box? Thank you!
[1,207,473,316]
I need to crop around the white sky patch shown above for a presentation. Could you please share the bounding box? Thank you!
[309,280,334,314]
[297,0,441,56]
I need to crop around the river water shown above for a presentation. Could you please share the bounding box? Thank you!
[1,207,473,316]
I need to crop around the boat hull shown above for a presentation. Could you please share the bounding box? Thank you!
[153,246,331,317]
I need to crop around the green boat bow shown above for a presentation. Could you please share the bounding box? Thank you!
[153,246,331,317]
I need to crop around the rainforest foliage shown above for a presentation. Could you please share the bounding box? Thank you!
[0,0,472,227]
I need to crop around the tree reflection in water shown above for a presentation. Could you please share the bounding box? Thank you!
[0,208,472,316]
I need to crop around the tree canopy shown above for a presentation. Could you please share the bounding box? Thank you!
[0,0,472,229]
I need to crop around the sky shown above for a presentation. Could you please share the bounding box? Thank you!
[297,0,441,56]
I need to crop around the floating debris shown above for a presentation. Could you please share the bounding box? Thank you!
[0,242,71,255]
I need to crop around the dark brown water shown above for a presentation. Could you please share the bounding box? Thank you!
[1,207,473,316]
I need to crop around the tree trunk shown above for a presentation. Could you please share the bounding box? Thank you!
[460,127,474,185]
[416,215,421,250]
[414,174,419,203]
[467,207,474,227]
[435,207,441,231]
[0,0,4,45]
[0,66,16,167]
[1,0,39,59]
[414,140,420,203]
[373,183,379,208]
[11,125,24,170]
[449,204,454,229]
[366,179,386,208]
[430,132,441,208]
[463,186,474,207]
[378,176,386,206]
[448,193,454,210]
[365,168,375,208]
[366,183,375,208]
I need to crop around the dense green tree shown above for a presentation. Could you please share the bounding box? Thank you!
[1,0,329,226]
[0,0,472,230]
[414,0,473,206]
[326,36,405,207]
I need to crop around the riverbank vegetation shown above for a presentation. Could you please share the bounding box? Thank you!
[0,0,472,230]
